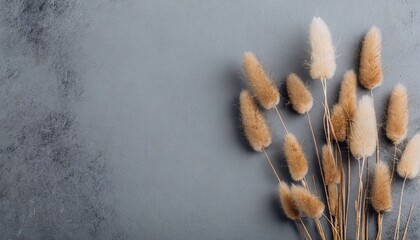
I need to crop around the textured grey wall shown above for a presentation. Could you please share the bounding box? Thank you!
[1,0,420,239]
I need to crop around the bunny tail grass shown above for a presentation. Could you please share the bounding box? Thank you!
[284,133,309,181]
[309,17,336,80]
[243,52,280,110]
[322,144,340,185]
[359,26,383,90]
[279,181,301,220]
[338,70,357,121]
[371,161,392,213]
[286,73,313,114]
[330,104,348,142]
[349,95,378,159]
[386,84,409,145]
[327,184,338,216]
[239,90,272,152]
[291,184,325,219]
[397,134,420,179]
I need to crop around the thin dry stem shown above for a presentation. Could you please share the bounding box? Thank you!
[394,175,408,240]
[274,106,289,134]
[262,148,280,183]
[401,204,414,240]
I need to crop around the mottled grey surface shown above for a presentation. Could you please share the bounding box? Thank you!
[0,0,420,239]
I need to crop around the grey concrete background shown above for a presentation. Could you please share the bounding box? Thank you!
[1,0,420,239]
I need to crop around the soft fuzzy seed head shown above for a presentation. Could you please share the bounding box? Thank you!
[371,161,392,212]
[279,181,301,220]
[328,184,338,216]
[397,134,420,179]
[322,144,340,184]
[286,73,313,114]
[309,17,336,80]
[284,133,309,181]
[239,90,272,152]
[291,184,325,219]
[386,84,408,145]
[338,70,358,121]
[243,52,280,110]
[359,26,383,90]
[330,104,348,142]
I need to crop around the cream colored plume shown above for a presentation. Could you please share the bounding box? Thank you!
[397,134,420,179]
[286,73,313,114]
[371,161,392,212]
[291,184,325,219]
[386,84,408,145]
[338,70,357,121]
[359,26,383,90]
[239,90,272,152]
[284,133,309,181]
[309,17,336,80]
[243,52,280,110]
[279,181,301,220]
[349,95,378,159]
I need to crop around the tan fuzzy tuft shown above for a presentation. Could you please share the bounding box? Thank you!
[239,90,272,152]
[397,134,420,179]
[349,95,378,159]
[279,181,301,220]
[322,144,340,184]
[284,133,309,181]
[359,26,383,90]
[286,73,313,114]
[328,184,338,215]
[371,161,392,212]
[330,104,348,142]
[338,70,357,121]
[242,52,280,110]
[386,84,409,145]
[291,184,325,219]
[309,17,336,80]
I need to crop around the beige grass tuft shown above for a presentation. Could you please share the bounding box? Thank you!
[291,184,325,219]
[359,26,383,90]
[386,84,408,145]
[239,90,272,152]
[284,133,309,181]
[286,73,313,114]
[322,144,340,184]
[349,95,378,159]
[338,70,357,121]
[397,134,420,179]
[371,161,392,212]
[309,17,336,80]
[328,184,338,215]
[243,52,280,109]
[330,104,348,142]
[279,181,301,220]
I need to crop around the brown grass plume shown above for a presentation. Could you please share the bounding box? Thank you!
[284,133,309,181]
[359,26,383,90]
[338,70,357,121]
[328,184,338,215]
[322,144,340,184]
[291,184,325,219]
[397,134,420,179]
[386,84,408,145]
[286,73,313,114]
[371,161,392,212]
[279,181,301,220]
[330,104,348,142]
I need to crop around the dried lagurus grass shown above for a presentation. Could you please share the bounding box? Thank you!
[239,90,272,152]
[322,144,340,185]
[349,95,378,159]
[291,184,325,219]
[243,52,280,110]
[284,133,309,181]
[338,70,357,121]
[371,161,392,212]
[330,104,348,142]
[386,84,408,145]
[309,17,336,80]
[359,27,383,90]
[397,134,420,179]
[279,181,301,220]
[286,73,313,114]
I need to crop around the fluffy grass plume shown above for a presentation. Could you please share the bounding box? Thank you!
[349,95,378,159]
[322,144,340,184]
[371,161,392,212]
[286,73,313,114]
[359,27,383,90]
[338,70,357,120]
[239,90,272,152]
[284,133,309,181]
[243,52,280,110]
[328,184,338,215]
[279,181,301,220]
[397,134,420,179]
[309,17,336,80]
[291,184,325,219]
[330,104,348,142]
[386,84,408,145]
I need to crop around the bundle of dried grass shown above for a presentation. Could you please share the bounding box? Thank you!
[371,161,392,212]
[359,27,383,90]
[349,95,378,159]
[291,184,325,219]
[243,52,280,110]
[239,90,272,152]
[386,84,408,145]
[330,104,348,142]
[284,133,309,181]
[286,73,313,114]
[309,17,336,80]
